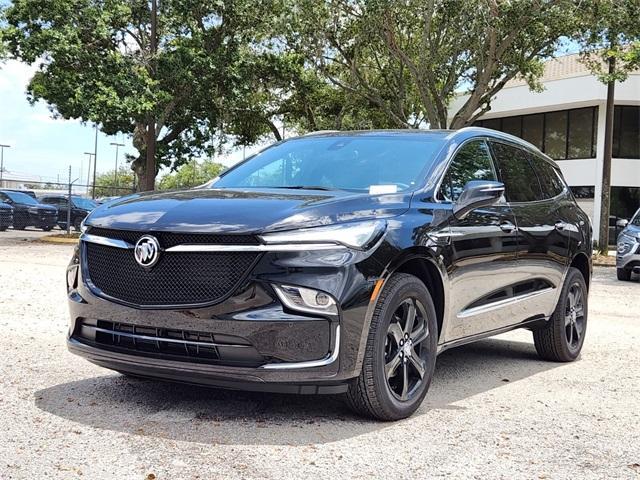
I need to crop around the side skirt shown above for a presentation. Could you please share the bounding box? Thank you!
[436,315,548,355]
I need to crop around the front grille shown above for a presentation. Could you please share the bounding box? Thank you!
[74,320,264,366]
[84,230,261,307]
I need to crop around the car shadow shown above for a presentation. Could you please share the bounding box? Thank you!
[35,337,561,446]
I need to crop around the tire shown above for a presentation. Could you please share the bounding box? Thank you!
[41,226,53,231]
[617,268,631,281]
[13,224,26,230]
[533,267,588,362]
[345,273,438,421]
[73,217,83,232]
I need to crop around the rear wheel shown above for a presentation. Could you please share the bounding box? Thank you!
[533,267,587,362]
[346,273,437,421]
[617,268,631,281]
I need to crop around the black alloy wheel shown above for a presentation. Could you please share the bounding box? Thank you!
[534,267,588,362]
[346,273,437,420]
[384,298,431,401]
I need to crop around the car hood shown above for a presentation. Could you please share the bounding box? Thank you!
[621,224,640,239]
[85,188,412,233]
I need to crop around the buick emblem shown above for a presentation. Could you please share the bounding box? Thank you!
[134,235,160,268]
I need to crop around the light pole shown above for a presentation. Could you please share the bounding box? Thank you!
[110,142,124,193]
[0,144,11,188]
[84,152,94,194]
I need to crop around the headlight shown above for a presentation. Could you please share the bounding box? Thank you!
[273,285,338,315]
[260,220,386,251]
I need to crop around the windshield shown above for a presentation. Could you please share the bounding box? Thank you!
[214,135,445,192]
[73,197,97,210]
[4,191,39,205]
[631,209,640,226]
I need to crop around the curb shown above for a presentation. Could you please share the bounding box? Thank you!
[37,235,80,244]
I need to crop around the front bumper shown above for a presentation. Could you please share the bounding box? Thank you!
[66,240,382,392]
[617,236,640,272]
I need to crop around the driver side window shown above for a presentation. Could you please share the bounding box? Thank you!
[439,140,497,202]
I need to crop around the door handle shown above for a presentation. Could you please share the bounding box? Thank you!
[555,221,566,231]
[499,221,516,233]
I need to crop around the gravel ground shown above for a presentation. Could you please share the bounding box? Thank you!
[1,235,639,480]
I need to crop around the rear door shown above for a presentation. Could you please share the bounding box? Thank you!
[439,139,520,341]
[489,141,569,321]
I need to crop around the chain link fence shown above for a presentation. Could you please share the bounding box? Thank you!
[0,179,135,234]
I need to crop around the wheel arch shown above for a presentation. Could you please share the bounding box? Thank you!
[380,248,447,341]
[570,252,591,291]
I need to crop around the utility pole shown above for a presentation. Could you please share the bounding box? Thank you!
[598,55,616,254]
[110,142,125,194]
[0,144,11,188]
[92,123,98,199]
[84,152,94,193]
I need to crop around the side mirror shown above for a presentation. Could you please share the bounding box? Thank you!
[453,180,505,220]
[616,218,629,228]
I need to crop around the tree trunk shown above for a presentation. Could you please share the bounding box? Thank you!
[140,0,158,192]
[142,121,156,191]
[598,56,615,255]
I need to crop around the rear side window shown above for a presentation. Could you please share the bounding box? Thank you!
[490,141,543,203]
[528,154,565,198]
[439,140,497,202]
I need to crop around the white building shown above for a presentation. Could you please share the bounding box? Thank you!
[450,53,640,245]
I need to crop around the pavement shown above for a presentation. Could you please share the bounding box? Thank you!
[0,234,638,479]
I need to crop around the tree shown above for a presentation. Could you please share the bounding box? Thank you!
[293,0,578,129]
[574,0,640,253]
[93,165,136,198]
[158,159,225,190]
[0,0,294,190]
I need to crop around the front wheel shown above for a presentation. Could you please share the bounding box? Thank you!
[617,268,631,281]
[41,226,53,231]
[533,267,588,362]
[346,273,437,421]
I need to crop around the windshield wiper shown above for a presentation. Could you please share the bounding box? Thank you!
[270,185,335,191]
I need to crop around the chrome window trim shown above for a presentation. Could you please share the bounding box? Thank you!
[260,325,340,370]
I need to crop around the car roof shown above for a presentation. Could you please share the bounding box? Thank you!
[296,127,555,165]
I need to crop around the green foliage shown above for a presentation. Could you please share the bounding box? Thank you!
[292,0,579,128]
[94,165,136,197]
[574,0,640,83]
[158,159,225,190]
[0,0,305,184]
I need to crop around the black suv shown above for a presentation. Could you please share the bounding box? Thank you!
[0,202,13,231]
[0,190,58,230]
[39,195,97,231]
[67,129,592,420]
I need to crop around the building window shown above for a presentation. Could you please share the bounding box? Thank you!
[475,106,598,160]
[613,106,640,159]
[570,186,595,199]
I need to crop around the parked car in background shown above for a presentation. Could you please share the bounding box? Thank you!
[39,195,97,231]
[0,190,58,231]
[67,128,592,420]
[1,188,37,200]
[0,202,13,231]
[616,207,640,281]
